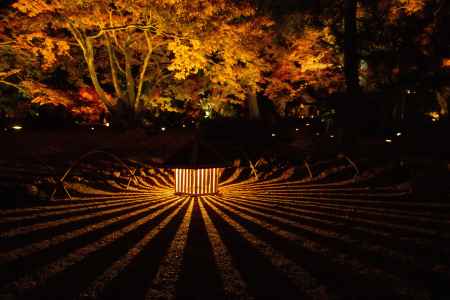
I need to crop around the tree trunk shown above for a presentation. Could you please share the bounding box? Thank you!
[124,49,136,115]
[85,39,114,111]
[248,92,261,120]
[339,0,361,148]
[105,35,123,99]
[344,0,360,94]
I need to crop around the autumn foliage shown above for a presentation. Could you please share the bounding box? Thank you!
[0,0,448,124]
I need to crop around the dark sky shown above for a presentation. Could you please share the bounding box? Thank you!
[0,0,15,9]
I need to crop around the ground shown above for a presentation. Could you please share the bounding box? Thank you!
[0,127,449,300]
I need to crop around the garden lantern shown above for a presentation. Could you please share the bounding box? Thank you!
[174,167,219,195]
[165,138,228,196]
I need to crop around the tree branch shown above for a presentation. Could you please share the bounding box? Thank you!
[0,80,26,94]
[105,33,123,98]
[124,34,136,110]
[88,24,158,39]
[0,69,21,79]
[0,41,15,46]
[135,31,153,113]
[84,38,114,111]
[109,10,125,53]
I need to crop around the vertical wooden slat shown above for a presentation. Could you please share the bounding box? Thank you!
[212,168,215,193]
[178,169,181,193]
[184,169,187,194]
[188,169,191,194]
[196,169,200,195]
[208,169,212,193]
[201,169,205,195]
[190,169,193,195]
[174,168,221,195]
[175,169,178,193]
[197,169,202,194]
[187,169,190,194]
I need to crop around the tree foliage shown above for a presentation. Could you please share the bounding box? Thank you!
[4,0,273,123]
[0,0,448,124]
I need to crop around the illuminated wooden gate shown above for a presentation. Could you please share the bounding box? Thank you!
[175,168,219,195]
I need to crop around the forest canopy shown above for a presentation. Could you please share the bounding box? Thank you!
[0,0,449,125]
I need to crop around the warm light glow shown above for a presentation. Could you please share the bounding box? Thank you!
[427,111,440,122]
[175,168,220,195]
[385,139,392,143]
[442,58,450,68]
[11,125,23,130]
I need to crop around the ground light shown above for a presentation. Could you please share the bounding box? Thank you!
[11,125,23,131]
[174,168,219,195]
[164,136,229,196]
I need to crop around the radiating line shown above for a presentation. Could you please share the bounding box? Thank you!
[236,195,450,220]
[198,198,252,299]
[214,196,435,270]
[207,196,432,299]
[0,196,163,224]
[80,197,190,299]
[215,194,407,239]
[224,187,409,199]
[226,188,409,198]
[0,194,158,216]
[145,198,194,300]
[222,190,449,209]
[203,196,328,299]
[221,195,447,238]
[2,197,186,292]
[222,164,353,189]
[0,196,177,239]
[218,167,245,186]
[220,194,450,229]
[0,196,181,264]
[219,195,338,225]
[220,192,450,223]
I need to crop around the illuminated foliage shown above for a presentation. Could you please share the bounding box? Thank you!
[7,0,272,122]
[383,0,428,22]
[1,0,448,123]
[20,81,107,123]
[265,13,343,115]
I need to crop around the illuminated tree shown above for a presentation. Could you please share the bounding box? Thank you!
[263,11,343,115]
[7,0,272,124]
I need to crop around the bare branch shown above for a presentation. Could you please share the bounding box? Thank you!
[87,24,158,39]
[0,41,15,46]
[135,31,153,113]
[0,69,21,79]
[124,33,136,109]
[0,80,26,94]
[105,33,123,98]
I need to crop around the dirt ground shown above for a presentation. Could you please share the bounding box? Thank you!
[0,128,449,299]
